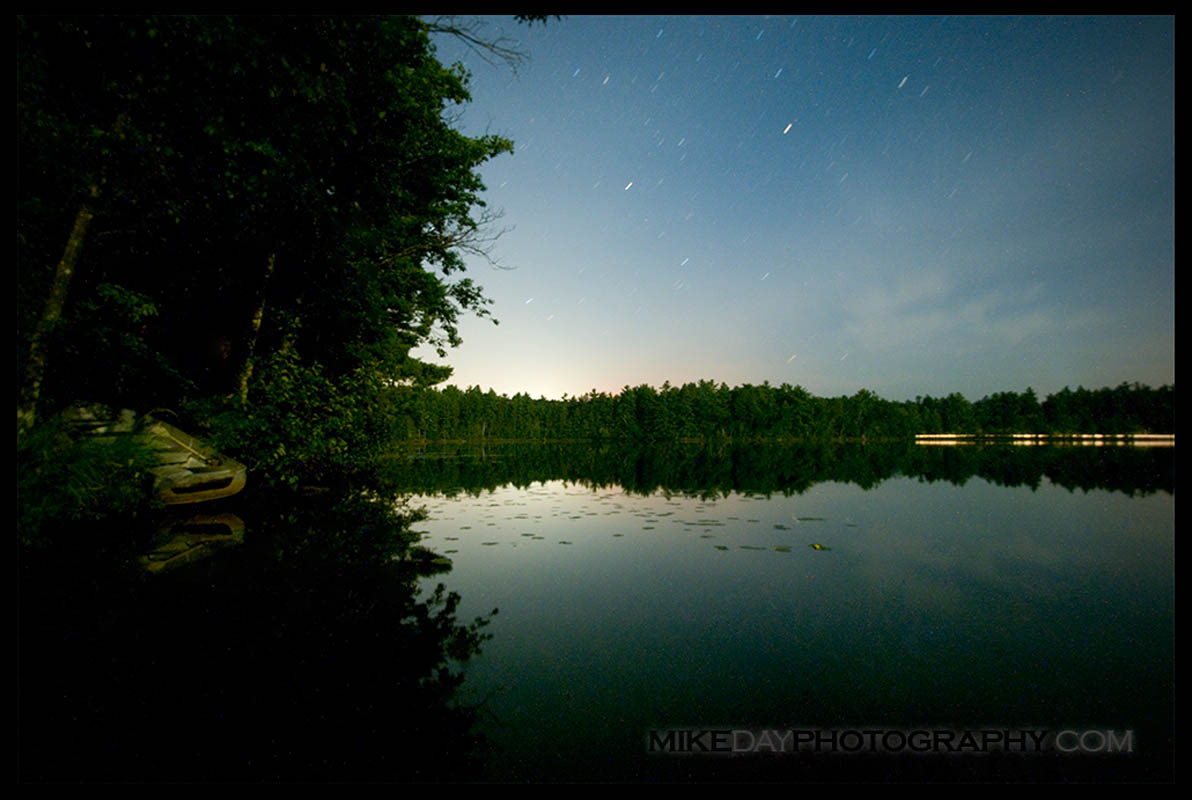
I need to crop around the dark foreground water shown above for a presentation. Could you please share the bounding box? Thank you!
[20,443,1173,782]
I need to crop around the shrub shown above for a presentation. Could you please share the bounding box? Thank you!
[18,414,160,547]
[188,346,388,489]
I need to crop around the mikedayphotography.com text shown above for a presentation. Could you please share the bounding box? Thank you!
[647,728,1135,756]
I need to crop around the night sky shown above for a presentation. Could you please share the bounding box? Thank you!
[414,15,1174,402]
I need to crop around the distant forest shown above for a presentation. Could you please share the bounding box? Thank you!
[384,381,1174,442]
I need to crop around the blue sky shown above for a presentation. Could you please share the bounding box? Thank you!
[414,15,1174,402]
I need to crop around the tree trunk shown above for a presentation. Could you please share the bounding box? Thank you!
[236,251,277,405]
[18,184,100,433]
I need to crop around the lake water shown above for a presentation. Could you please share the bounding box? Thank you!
[403,443,1173,781]
[20,442,1173,782]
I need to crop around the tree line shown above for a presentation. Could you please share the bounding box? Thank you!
[383,381,1174,442]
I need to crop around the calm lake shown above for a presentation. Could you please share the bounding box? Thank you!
[20,442,1173,782]
[399,442,1174,782]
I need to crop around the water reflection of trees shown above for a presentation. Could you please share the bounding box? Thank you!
[20,489,496,782]
[383,442,1174,498]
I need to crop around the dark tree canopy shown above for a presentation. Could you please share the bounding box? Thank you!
[19,15,518,479]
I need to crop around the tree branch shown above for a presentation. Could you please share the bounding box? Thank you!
[381,206,515,272]
[422,16,530,73]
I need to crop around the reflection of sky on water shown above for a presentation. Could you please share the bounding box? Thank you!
[410,478,1172,781]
